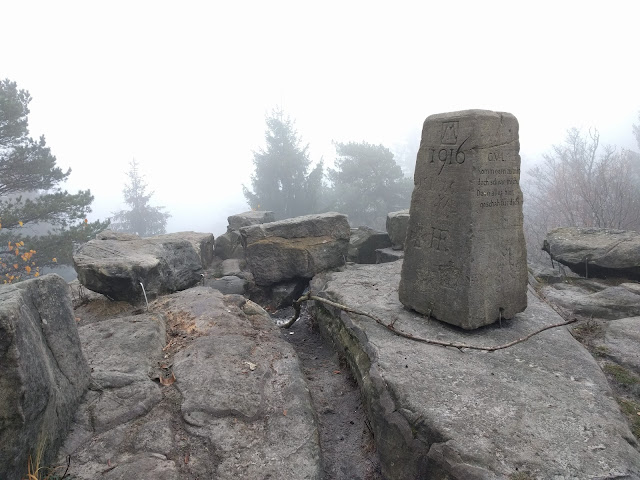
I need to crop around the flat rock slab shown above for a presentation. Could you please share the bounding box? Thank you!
[545,227,640,280]
[227,210,275,231]
[59,287,320,479]
[311,261,640,479]
[541,283,640,320]
[376,247,404,264]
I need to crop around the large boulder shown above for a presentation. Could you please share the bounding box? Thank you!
[153,231,214,267]
[311,261,640,479]
[347,226,392,264]
[544,227,640,280]
[0,275,90,480]
[239,212,350,286]
[386,209,410,250]
[74,230,204,302]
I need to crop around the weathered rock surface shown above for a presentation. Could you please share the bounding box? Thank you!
[214,230,244,260]
[311,261,640,479]
[528,260,580,285]
[74,230,204,303]
[0,275,90,480]
[544,227,640,280]
[603,317,640,375]
[541,282,640,320]
[240,212,350,286]
[386,209,410,250]
[58,287,320,479]
[348,226,392,264]
[227,210,275,231]
[153,231,215,267]
[221,258,244,276]
[209,275,246,295]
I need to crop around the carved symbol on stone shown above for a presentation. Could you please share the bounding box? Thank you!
[488,151,504,162]
[441,121,459,144]
[429,227,449,251]
[429,136,469,175]
[501,246,516,266]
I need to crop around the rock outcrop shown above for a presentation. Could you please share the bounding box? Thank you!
[347,226,391,264]
[73,230,205,303]
[541,281,640,320]
[0,275,90,480]
[310,261,640,479]
[603,316,640,375]
[58,287,321,479]
[240,212,350,286]
[544,227,640,280]
[386,209,410,250]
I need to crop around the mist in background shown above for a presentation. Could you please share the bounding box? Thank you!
[2,1,637,236]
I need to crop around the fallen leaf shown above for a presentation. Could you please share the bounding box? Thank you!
[333,370,341,374]
[283,409,287,416]
[184,453,190,464]
[159,371,176,386]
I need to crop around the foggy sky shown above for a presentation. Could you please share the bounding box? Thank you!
[2,1,638,235]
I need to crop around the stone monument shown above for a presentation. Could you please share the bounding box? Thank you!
[399,110,527,329]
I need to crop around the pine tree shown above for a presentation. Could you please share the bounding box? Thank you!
[327,141,412,229]
[110,159,170,236]
[0,78,107,281]
[243,108,323,219]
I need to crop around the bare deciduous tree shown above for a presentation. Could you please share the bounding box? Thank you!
[524,127,640,261]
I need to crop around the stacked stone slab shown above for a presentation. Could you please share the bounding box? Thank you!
[240,212,350,285]
[399,110,527,329]
[215,211,275,260]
